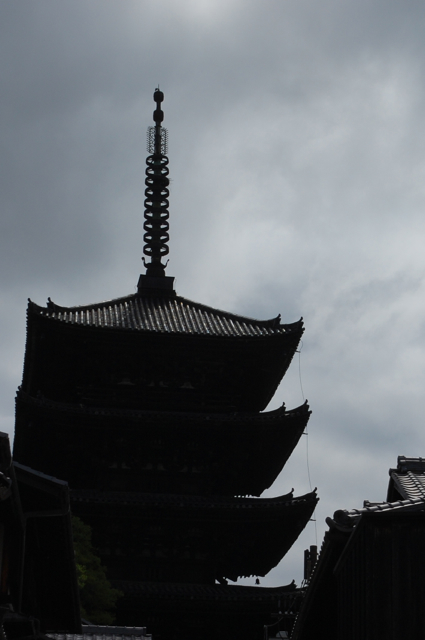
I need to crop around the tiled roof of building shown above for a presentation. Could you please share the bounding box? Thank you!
[391,472,425,500]
[324,456,425,534]
[395,455,425,473]
[29,294,301,338]
[389,455,425,500]
[70,489,317,509]
[327,496,425,532]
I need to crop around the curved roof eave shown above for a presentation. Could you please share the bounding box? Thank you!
[69,488,318,509]
[112,580,300,599]
[27,295,303,339]
[16,389,310,424]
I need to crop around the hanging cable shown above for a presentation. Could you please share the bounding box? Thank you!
[297,339,305,403]
[298,340,318,547]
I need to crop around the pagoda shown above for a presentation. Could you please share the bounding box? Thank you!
[13,90,317,640]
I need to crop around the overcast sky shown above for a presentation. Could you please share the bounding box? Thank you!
[2,0,425,587]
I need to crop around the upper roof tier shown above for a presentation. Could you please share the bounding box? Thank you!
[20,88,304,413]
[40,294,295,338]
[23,295,303,413]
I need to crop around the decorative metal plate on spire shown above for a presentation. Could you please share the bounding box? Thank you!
[138,89,175,295]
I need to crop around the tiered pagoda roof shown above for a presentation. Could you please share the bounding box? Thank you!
[13,89,316,638]
[115,581,305,639]
[15,390,310,496]
[39,294,294,337]
[114,579,298,601]
[115,581,303,622]
[23,295,303,413]
[70,489,317,583]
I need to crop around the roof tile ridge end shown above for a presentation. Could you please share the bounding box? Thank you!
[41,293,136,313]
[285,400,311,416]
[250,402,310,422]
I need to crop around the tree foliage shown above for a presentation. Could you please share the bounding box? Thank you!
[72,515,122,625]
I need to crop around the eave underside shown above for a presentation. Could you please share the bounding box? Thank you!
[113,581,305,640]
[70,489,318,583]
[22,308,303,413]
[14,392,310,496]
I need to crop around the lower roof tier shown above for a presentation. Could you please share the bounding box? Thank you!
[70,489,318,584]
[113,581,304,640]
[114,579,299,601]
[22,298,303,413]
[14,391,310,496]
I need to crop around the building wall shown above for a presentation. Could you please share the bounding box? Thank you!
[334,512,425,640]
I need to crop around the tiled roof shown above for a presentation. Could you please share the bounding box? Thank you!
[390,471,425,500]
[70,490,317,509]
[325,456,425,534]
[327,496,425,532]
[389,456,425,500]
[395,455,425,473]
[29,294,302,338]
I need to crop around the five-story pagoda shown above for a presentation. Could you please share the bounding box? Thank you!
[14,90,317,640]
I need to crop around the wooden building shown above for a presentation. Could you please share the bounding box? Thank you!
[292,456,425,640]
[0,431,81,637]
[13,90,317,640]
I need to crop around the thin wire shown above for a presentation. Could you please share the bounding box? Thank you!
[297,340,305,402]
[298,341,318,547]
[305,431,313,493]
[306,431,318,547]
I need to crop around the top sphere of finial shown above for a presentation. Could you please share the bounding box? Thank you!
[154,89,164,103]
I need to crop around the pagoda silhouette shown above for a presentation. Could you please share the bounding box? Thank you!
[13,90,318,640]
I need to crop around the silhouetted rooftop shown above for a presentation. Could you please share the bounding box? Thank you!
[30,294,299,338]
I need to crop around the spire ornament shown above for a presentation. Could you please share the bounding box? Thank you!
[143,89,170,277]
[138,89,175,295]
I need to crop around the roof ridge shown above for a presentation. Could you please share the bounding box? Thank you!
[29,294,302,330]
[328,496,425,532]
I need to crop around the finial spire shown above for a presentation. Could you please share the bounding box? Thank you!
[142,88,170,278]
